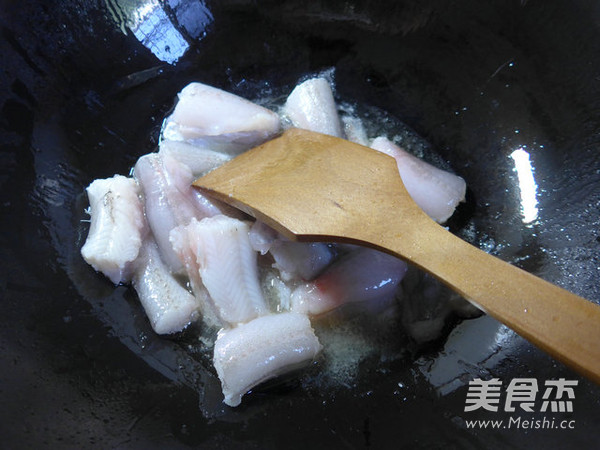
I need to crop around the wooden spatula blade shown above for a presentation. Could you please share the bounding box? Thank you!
[194,127,419,244]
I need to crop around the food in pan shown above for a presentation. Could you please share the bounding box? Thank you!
[81,75,469,406]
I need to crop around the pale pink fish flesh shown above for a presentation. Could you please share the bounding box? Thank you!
[158,139,232,177]
[213,312,322,407]
[370,136,466,223]
[169,223,222,328]
[291,248,407,316]
[173,216,268,326]
[81,175,146,284]
[248,221,335,281]
[134,153,222,273]
[248,220,278,255]
[269,241,335,282]
[165,82,281,151]
[283,77,343,137]
[132,240,200,334]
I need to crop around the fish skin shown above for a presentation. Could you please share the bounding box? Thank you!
[291,248,407,316]
[132,240,200,335]
[213,312,322,407]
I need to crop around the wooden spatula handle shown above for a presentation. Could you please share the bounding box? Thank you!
[195,128,600,384]
[380,220,600,383]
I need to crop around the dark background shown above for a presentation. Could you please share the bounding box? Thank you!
[1,0,600,448]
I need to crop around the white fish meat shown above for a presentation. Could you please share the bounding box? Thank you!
[341,113,369,146]
[269,241,335,282]
[81,175,146,284]
[291,248,407,316]
[132,240,200,334]
[248,221,335,281]
[173,215,268,326]
[248,220,278,255]
[213,312,322,407]
[134,153,222,272]
[261,268,293,312]
[159,152,225,218]
[165,82,281,151]
[169,223,221,328]
[283,77,343,137]
[158,139,232,177]
[370,136,466,223]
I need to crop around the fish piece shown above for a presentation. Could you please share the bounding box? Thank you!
[81,175,146,284]
[370,137,466,223]
[169,223,221,328]
[248,220,278,255]
[158,139,232,177]
[283,77,343,137]
[160,152,225,218]
[134,153,222,272]
[213,312,322,407]
[291,248,407,316]
[270,241,335,281]
[165,82,281,151]
[175,216,268,325]
[261,268,293,312]
[132,240,200,334]
[341,113,369,146]
[248,220,335,281]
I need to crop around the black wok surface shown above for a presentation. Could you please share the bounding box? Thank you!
[1,0,600,448]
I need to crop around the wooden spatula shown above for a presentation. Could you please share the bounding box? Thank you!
[194,127,600,384]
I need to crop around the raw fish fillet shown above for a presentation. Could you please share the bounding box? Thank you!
[173,216,268,326]
[270,241,335,281]
[169,223,221,328]
[283,77,343,137]
[291,248,407,316]
[248,221,335,281]
[81,175,146,284]
[213,312,322,407]
[165,82,281,149]
[248,220,278,255]
[132,240,200,334]
[158,139,232,177]
[371,137,466,223]
[341,113,369,146]
[134,153,223,272]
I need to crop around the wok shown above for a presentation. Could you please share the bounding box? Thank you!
[1,0,599,448]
